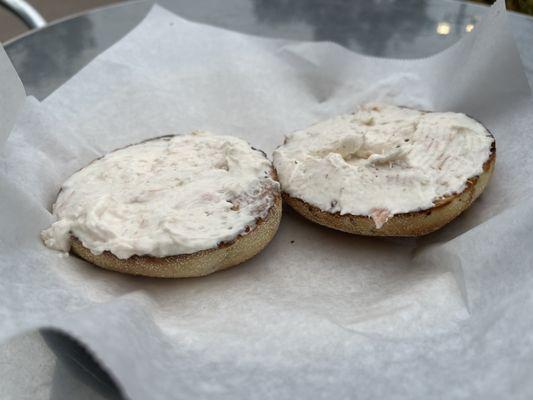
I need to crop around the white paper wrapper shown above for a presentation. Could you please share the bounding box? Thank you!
[2,1,533,399]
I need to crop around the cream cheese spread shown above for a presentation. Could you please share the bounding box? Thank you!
[273,103,494,228]
[41,132,279,258]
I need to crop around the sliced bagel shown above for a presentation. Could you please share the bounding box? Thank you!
[273,103,496,237]
[70,195,281,278]
[283,148,494,236]
[42,132,281,277]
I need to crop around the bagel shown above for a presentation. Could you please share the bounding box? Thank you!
[273,103,495,237]
[42,132,281,277]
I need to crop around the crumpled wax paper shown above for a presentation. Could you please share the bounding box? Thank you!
[1,1,533,399]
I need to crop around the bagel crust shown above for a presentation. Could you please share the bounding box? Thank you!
[71,194,282,278]
[284,144,495,237]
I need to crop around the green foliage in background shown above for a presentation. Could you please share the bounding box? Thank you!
[472,0,533,14]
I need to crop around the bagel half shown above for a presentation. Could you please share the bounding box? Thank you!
[284,143,495,237]
[42,132,282,278]
[70,194,281,278]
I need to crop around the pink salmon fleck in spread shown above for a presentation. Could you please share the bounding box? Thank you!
[370,208,392,229]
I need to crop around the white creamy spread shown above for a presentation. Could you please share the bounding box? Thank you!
[273,103,494,228]
[41,132,279,258]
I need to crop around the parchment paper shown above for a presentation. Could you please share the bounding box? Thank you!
[2,1,533,399]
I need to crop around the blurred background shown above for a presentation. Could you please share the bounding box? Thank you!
[0,0,123,41]
[0,0,532,43]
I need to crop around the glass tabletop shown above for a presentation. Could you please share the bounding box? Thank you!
[1,1,532,399]
[4,0,533,100]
